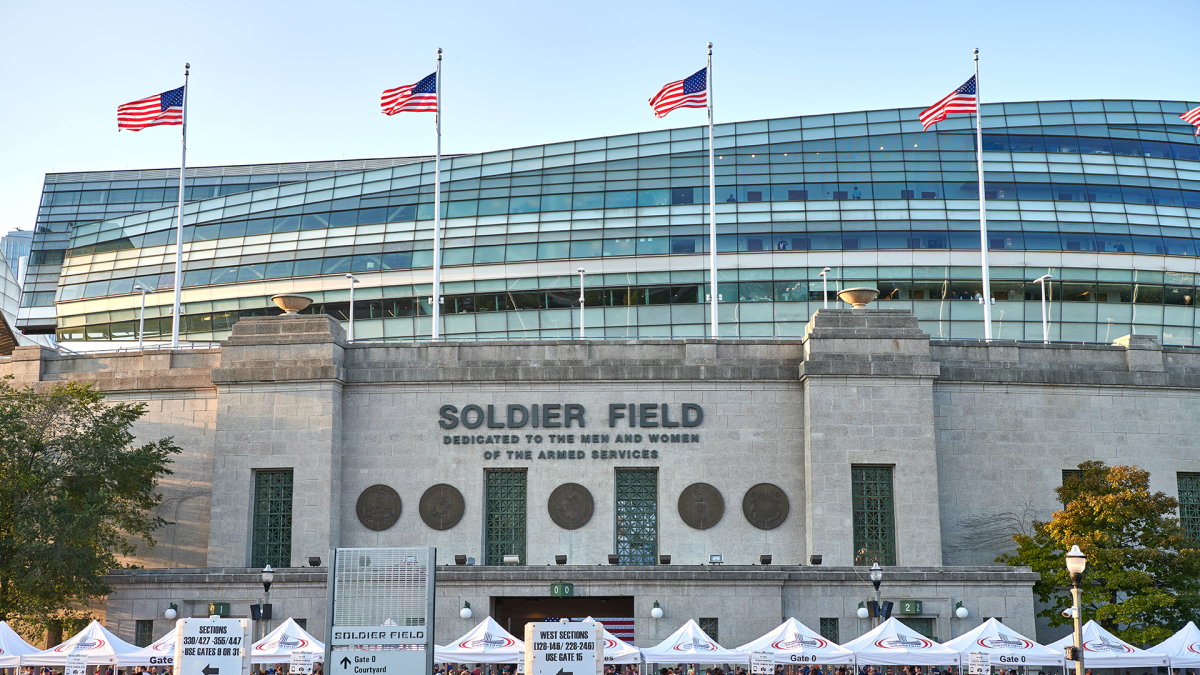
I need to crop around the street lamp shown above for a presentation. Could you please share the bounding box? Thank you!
[1033,274,1053,344]
[819,267,832,309]
[577,268,586,340]
[135,284,152,350]
[869,562,883,627]
[261,564,275,640]
[345,273,360,343]
[1066,545,1087,675]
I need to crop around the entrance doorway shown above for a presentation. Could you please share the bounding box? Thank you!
[492,595,635,640]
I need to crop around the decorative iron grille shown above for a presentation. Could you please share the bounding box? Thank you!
[819,617,839,644]
[698,617,719,643]
[1179,473,1200,542]
[852,465,896,566]
[252,470,293,567]
[485,470,527,565]
[615,469,657,565]
[135,620,154,647]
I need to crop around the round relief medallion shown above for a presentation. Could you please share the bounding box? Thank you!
[677,482,724,530]
[419,483,466,531]
[547,483,594,530]
[742,483,790,530]
[356,484,402,531]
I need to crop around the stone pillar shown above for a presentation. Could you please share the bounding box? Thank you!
[800,309,943,566]
[208,314,346,567]
[1113,334,1164,372]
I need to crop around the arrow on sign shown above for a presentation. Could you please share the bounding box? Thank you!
[555,670,573,675]
[202,666,220,675]
[340,657,352,670]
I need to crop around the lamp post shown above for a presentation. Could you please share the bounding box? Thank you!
[261,564,275,642]
[819,267,832,309]
[135,284,152,350]
[869,562,883,627]
[577,268,586,340]
[345,273,360,343]
[1066,545,1087,675]
[1034,273,1052,344]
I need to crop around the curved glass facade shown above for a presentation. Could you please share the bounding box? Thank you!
[42,98,1200,345]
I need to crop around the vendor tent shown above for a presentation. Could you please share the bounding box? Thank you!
[736,617,855,665]
[1150,621,1200,669]
[119,627,179,667]
[21,620,140,666]
[435,617,525,664]
[583,617,642,665]
[1047,620,1168,669]
[640,619,748,665]
[251,618,325,664]
[842,618,960,666]
[942,618,1062,667]
[0,621,39,668]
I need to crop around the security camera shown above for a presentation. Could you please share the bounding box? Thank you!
[1061,607,1076,618]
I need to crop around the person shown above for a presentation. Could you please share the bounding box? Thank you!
[726,195,736,203]
[852,187,862,199]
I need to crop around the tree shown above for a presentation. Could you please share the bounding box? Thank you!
[1000,460,1200,646]
[0,379,180,636]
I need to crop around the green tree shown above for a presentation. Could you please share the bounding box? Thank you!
[0,379,180,635]
[1000,460,1200,645]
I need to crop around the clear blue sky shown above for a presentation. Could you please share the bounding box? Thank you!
[2,0,1197,236]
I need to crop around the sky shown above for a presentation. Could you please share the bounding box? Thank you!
[1,0,1197,236]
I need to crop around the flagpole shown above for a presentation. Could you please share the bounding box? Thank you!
[974,48,993,341]
[170,63,190,349]
[707,42,718,339]
[431,48,443,341]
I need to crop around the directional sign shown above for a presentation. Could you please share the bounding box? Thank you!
[175,617,251,675]
[524,621,603,675]
[330,649,426,675]
[750,652,774,675]
[290,650,315,675]
[65,654,88,675]
[968,651,988,675]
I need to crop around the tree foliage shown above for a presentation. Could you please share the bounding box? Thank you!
[0,379,180,634]
[1000,460,1200,645]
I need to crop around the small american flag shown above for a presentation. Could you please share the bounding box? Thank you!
[1181,105,1200,136]
[919,75,977,131]
[382,72,437,115]
[650,67,707,118]
[118,86,184,131]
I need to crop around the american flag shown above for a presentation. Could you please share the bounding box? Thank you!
[381,73,437,115]
[919,75,977,131]
[1182,105,1200,136]
[546,618,635,642]
[117,86,184,131]
[649,68,707,118]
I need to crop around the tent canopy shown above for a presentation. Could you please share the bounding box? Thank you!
[941,618,1063,667]
[640,619,748,665]
[1150,621,1200,669]
[581,617,641,665]
[119,627,179,667]
[841,618,960,666]
[1048,620,1169,669]
[21,620,140,666]
[0,621,40,668]
[252,618,325,664]
[435,617,525,664]
[735,618,855,665]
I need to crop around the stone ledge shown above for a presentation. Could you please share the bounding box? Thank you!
[801,360,941,378]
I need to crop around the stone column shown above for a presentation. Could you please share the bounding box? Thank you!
[800,309,943,566]
[208,314,346,567]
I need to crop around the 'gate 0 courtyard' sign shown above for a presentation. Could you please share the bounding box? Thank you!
[524,621,603,675]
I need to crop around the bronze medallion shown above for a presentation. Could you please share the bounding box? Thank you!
[356,484,402,531]
[418,483,465,530]
[547,483,594,530]
[677,482,724,530]
[742,483,790,530]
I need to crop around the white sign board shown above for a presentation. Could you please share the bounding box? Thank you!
[750,651,774,674]
[65,654,88,675]
[290,650,315,675]
[968,651,988,675]
[175,617,251,675]
[524,621,603,675]
[330,650,426,675]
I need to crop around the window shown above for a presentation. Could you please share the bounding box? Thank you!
[819,618,839,644]
[899,618,936,642]
[852,465,896,566]
[1180,473,1200,542]
[1062,469,1083,506]
[135,620,154,647]
[698,617,719,643]
[615,469,657,565]
[252,470,293,567]
[485,470,527,565]
[295,619,307,631]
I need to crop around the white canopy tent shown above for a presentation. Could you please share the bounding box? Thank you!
[0,621,39,668]
[119,627,179,667]
[736,617,855,665]
[942,618,1063,667]
[1151,621,1200,669]
[21,620,140,666]
[1047,620,1169,669]
[583,617,642,665]
[251,618,325,664]
[435,617,525,664]
[640,619,748,665]
[842,618,960,666]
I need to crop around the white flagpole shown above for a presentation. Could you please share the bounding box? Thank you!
[707,42,718,339]
[431,48,443,341]
[170,63,190,349]
[974,48,993,341]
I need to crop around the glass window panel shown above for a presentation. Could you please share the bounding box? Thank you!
[294,258,323,276]
[615,469,657,566]
[321,257,351,274]
[541,194,572,211]
[109,189,136,203]
[1097,283,1133,302]
[84,281,109,298]
[477,198,508,216]
[210,267,239,284]
[1095,234,1133,253]
[603,238,636,257]
[1131,236,1165,255]
[605,191,636,208]
[570,240,602,258]
[670,236,702,254]
[194,224,221,241]
[637,237,669,255]
[573,193,604,210]
[381,252,412,269]
[738,281,773,302]
[1023,232,1062,250]
[238,264,265,281]
[852,465,896,566]
[264,261,294,278]
[358,207,387,225]
[538,241,570,260]
[505,243,536,262]
[1008,136,1045,152]
[1111,138,1142,156]
[251,470,293,567]
[109,277,134,294]
[1163,238,1196,256]
[447,200,477,217]
[219,220,247,238]
[473,245,505,264]
[183,269,212,287]
[246,218,274,235]
[329,210,359,227]
[443,248,473,265]
[1141,141,1173,159]
[389,204,417,221]
[1171,143,1200,161]
[301,213,330,230]
[509,196,539,213]
[1133,284,1164,304]
[350,254,382,272]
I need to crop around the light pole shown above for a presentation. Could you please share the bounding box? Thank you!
[1066,545,1087,675]
[1034,274,1052,344]
[345,273,360,343]
[261,564,275,642]
[869,562,883,627]
[577,268,586,339]
[819,267,832,309]
[135,284,152,350]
